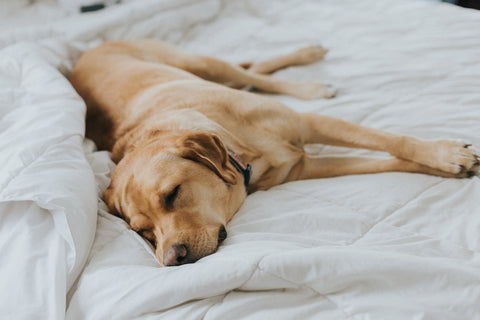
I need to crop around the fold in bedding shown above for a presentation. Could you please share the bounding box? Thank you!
[0,43,97,319]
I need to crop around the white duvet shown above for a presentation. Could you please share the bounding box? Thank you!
[1,0,480,319]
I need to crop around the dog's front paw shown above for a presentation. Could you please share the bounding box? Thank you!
[430,140,479,177]
[455,143,479,177]
[292,82,337,100]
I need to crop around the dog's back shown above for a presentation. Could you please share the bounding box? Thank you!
[70,41,203,150]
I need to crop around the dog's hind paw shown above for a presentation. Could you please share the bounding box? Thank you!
[322,85,337,99]
[294,45,328,64]
[291,82,337,100]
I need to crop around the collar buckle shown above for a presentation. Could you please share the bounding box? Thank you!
[227,148,251,187]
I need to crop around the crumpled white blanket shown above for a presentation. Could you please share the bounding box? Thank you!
[0,0,479,319]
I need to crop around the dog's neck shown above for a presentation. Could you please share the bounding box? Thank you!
[227,148,251,187]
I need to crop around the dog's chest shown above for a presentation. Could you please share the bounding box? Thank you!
[246,142,304,192]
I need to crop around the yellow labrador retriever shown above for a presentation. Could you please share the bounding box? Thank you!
[70,40,479,266]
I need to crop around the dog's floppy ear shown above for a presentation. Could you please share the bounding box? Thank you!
[179,133,237,185]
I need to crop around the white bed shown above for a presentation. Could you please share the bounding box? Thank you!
[1,0,480,319]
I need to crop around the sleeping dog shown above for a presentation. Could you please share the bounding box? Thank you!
[70,40,479,266]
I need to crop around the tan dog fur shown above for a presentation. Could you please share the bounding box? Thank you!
[70,40,479,266]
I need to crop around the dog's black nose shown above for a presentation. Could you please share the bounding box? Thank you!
[218,225,227,243]
[163,244,188,266]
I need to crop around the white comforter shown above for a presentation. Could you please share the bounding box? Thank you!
[1,0,480,319]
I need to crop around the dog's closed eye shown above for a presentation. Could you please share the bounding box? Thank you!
[164,184,180,209]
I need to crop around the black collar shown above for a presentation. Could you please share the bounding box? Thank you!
[227,148,251,187]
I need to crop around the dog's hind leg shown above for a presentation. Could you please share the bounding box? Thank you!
[185,54,335,100]
[182,54,335,99]
[227,46,328,90]
[97,40,335,100]
[299,113,479,177]
[239,45,328,75]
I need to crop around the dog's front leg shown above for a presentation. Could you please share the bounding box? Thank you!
[300,113,479,177]
[295,156,463,180]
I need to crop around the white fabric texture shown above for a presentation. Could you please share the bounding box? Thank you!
[0,0,479,319]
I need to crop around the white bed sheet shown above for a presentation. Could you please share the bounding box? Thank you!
[1,0,479,319]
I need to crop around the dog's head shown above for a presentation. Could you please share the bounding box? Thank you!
[104,132,247,266]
